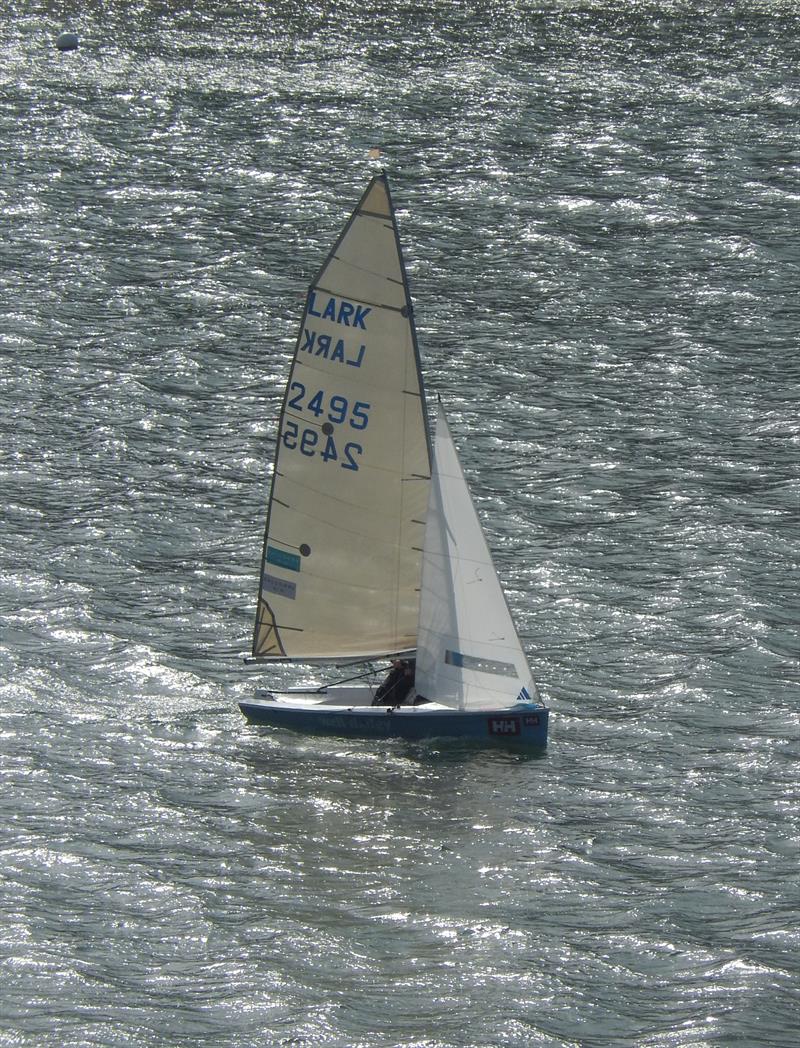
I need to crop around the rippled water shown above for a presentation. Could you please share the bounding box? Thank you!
[1,2,798,1045]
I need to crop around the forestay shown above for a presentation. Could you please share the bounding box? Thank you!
[415,406,538,711]
[253,175,431,660]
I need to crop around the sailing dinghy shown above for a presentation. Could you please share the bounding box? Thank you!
[239,174,549,747]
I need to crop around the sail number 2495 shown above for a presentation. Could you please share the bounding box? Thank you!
[282,381,370,471]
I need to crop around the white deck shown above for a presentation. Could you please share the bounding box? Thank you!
[253,685,451,712]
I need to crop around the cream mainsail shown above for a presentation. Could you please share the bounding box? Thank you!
[253,175,431,660]
[414,405,538,711]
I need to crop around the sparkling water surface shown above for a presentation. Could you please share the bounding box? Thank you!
[1,2,798,1045]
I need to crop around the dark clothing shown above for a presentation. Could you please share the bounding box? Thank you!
[372,660,415,706]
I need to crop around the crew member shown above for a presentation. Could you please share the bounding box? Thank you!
[372,659,415,706]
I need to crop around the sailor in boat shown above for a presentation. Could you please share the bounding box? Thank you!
[372,659,415,706]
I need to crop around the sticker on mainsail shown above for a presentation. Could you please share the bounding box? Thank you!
[262,574,296,600]
[266,546,301,572]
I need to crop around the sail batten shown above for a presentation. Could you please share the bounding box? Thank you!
[252,175,431,661]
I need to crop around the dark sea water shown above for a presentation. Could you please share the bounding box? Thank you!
[1,2,798,1045]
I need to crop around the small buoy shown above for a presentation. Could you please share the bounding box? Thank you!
[56,32,79,52]
[368,147,382,160]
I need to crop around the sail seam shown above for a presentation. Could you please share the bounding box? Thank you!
[356,210,393,223]
[311,282,408,315]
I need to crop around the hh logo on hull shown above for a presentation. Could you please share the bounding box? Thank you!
[488,716,521,737]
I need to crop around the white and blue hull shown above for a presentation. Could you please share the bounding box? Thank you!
[239,686,548,748]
